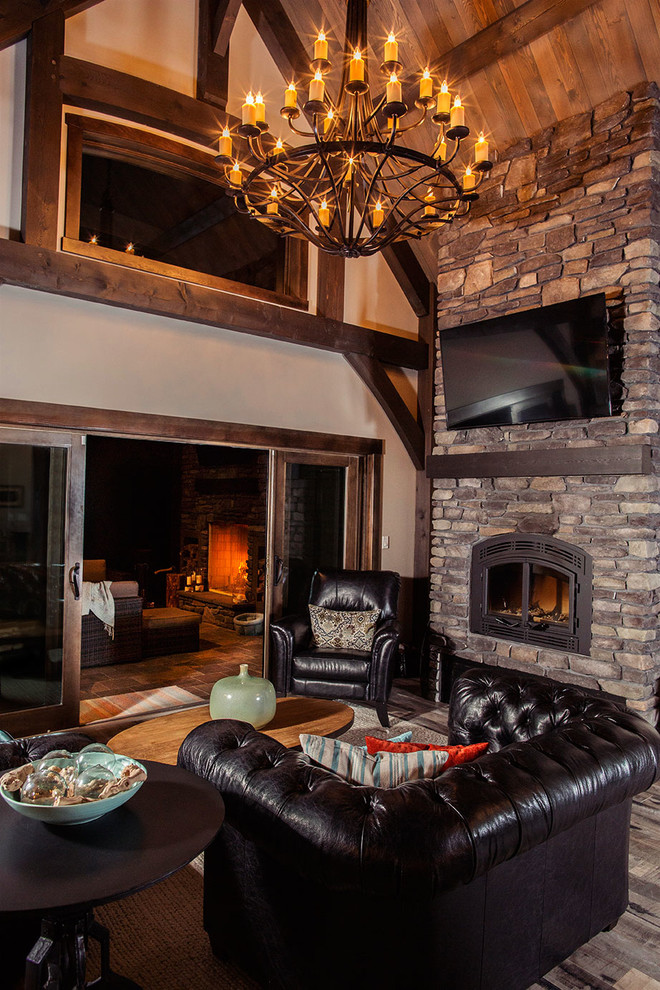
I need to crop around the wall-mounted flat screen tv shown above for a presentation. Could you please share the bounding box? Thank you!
[439,293,612,430]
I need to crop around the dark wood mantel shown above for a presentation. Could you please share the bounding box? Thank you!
[427,443,655,479]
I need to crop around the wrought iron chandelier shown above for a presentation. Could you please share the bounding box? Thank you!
[216,0,493,258]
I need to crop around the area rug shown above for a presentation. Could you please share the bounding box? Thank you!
[338,702,448,746]
[79,686,204,724]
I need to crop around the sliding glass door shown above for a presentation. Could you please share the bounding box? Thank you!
[267,451,362,623]
[0,430,84,734]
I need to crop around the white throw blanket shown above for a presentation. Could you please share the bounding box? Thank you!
[82,580,115,640]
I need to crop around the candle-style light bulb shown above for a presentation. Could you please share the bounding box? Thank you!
[475,131,490,163]
[450,95,465,129]
[254,92,266,124]
[218,126,232,158]
[437,80,451,115]
[309,70,325,103]
[462,165,475,191]
[284,82,297,109]
[324,107,335,133]
[384,32,398,64]
[387,72,402,104]
[275,138,284,153]
[420,68,433,100]
[350,49,364,83]
[229,161,242,186]
[318,199,330,226]
[314,31,328,61]
[267,187,279,215]
[372,199,384,227]
[242,92,256,127]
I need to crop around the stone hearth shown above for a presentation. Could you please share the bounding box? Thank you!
[429,84,660,722]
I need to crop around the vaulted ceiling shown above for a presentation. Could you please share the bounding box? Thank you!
[1,0,658,283]
[242,0,659,276]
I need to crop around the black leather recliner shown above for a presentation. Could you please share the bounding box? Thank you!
[269,567,401,727]
[178,666,660,990]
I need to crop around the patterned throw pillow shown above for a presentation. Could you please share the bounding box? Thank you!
[299,734,449,788]
[364,736,489,768]
[309,604,381,651]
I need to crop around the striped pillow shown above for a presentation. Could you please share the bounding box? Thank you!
[300,734,449,788]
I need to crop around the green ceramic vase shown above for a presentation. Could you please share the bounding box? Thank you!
[209,663,277,729]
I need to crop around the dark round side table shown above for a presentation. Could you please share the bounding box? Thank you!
[0,760,224,989]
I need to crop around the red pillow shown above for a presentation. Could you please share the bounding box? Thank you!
[365,736,489,768]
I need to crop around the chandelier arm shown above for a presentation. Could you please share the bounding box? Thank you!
[287,117,318,139]
[390,104,429,134]
[313,136,351,244]
[246,134,269,164]
[351,144,395,244]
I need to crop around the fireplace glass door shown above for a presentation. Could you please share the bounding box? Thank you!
[487,561,571,631]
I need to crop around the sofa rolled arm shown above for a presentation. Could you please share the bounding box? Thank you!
[0,731,94,773]
[368,618,401,701]
[269,614,312,694]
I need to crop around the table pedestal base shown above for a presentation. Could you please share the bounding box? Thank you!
[25,910,140,990]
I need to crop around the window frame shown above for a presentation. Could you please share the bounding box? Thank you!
[62,113,309,309]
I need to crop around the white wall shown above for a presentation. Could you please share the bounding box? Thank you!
[0,41,25,237]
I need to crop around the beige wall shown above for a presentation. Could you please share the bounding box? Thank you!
[66,0,197,97]
[0,286,417,583]
[0,41,25,238]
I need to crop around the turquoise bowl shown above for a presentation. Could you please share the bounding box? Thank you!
[0,757,146,825]
[209,663,277,729]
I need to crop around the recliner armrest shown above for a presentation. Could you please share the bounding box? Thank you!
[269,613,312,694]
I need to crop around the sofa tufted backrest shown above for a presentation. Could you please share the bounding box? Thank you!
[309,568,400,621]
[449,666,626,751]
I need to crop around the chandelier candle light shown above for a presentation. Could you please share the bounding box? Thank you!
[216,0,493,257]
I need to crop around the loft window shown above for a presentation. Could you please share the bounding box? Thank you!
[63,114,307,305]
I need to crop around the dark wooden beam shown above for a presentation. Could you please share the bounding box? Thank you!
[0,0,103,51]
[0,397,383,457]
[427,444,654,479]
[22,10,64,249]
[242,0,310,84]
[412,282,437,650]
[145,196,236,257]
[345,353,425,471]
[60,56,228,145]
[197,0,242,108]
[316,253,345,322]
[0,239,427,370]
[381,241,433,319]
[438,0,604,85]
[212,0,242,56]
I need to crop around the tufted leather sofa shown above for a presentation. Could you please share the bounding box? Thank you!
[178,666,660,990]
[269,568,401,727]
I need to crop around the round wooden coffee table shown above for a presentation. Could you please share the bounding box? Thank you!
[108,696,354,765]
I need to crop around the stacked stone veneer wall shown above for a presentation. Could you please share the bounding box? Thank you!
[430,83,660,720]
[179,446,267,581]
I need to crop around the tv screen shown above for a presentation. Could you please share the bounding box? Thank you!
[439,293,612,429]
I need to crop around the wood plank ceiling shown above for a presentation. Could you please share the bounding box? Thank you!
[272,0,659,276]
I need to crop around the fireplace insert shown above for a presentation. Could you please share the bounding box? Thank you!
[470,535,592,655]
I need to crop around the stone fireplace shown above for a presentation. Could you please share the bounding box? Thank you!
[429,83,660,722]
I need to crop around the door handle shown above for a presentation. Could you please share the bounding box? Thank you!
[69,562,81,600]
[274,555,284,586]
